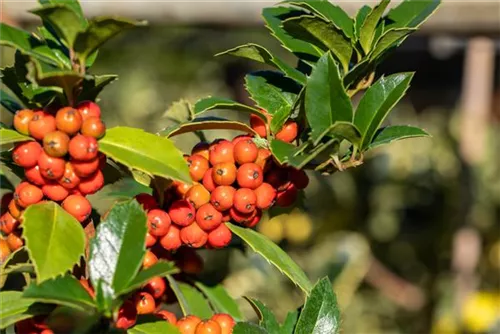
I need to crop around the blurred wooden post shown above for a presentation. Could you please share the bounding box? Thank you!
[459,37,495,164]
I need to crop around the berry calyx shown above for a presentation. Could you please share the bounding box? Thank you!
[58,163,81,189]
[195,203,222,231]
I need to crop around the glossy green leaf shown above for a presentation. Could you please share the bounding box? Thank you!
[98,126,191,184]
[23,275,95,311]
[1,66,31,108]
[294,277,340,334]
[370,28,415,60]
[354,5,371,40]
[0,129,33,147]
[89,200,147,305]
[163,117,257,138]
[367,125,430,150]
[269,139,309,168]
[0,89,24,113]
[228,223,312,294]
[195,282,244,321]
[270,106,292,134]
[193,97,266,120]
[128,320,180,334]
[166,276,213,319]
[233,323,268,334]
[386,0,441,29]
[0,23,64,67]
[39,0,87,27]
[305,52,352,142]
[0,291,51,329]
[78,74,118,102]
[216,44,306,85]
[284,0,354,39]
[23,202,85,283]
[316,121,361,147]
[359,0,390,54]
[122,261,178,295]
[282,16,352,72]
[245,72,297,115]
[354,72,414,150]
[246,298,280,333]
[35,26,72,69]
[281,311,299,334]
[262,7,322,58]
[28,58,84,91]
[74,17,146,62]
[0,248,30,289]
[31,4,86,47]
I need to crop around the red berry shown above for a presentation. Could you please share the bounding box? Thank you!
[0,212,18,234]
[12,141,42,168]
[275,183,298,207]
[42,183,70,202]
[265,168,290,192]
[202,168,216,192]
[177,315,201,334]
[185,184,210,209]
[195,320,222,334]
[180,223,207,248]
[81,116,106,139]
[42,130,70,157]
[255,148,272,172]
[244,209,262,228]
[147,209,171,237]
[61,195,92,222]
[187,155,210,181]
[231,134,252,146]
[143,250,158,268]
[71,157,100,177]
[236,163,263,189]
[289,168,309,189]
[211,314,236,334]
[250,114,267,138]
[160,225,182,251]
[38,151,66,179]
[191,142,210,160]
[144,276,166,299]
[156,310,177,325]
[209,140,234,165]
[13,109,34,135]
[195,203,222,231]
[210,186,235,212]
[58,163,81,189]
[233,139,258,165]
[207,223,232,248]
[212,162,237,186]
[28,111,56,140]
[253,182,276,210]
[76,101,101,121]
[229,207,256,225]
[16,183,43,207]
[275,120,298,143]
[233,188,256,214]
[25,165,47,186]
[168,200,195,227]
[145,232,157,247]
[134,193,158,212]
[69,135,98,161]
[55,107,83,136]
[115,300,137,329]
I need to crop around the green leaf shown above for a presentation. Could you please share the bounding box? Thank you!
[74,17,146,62]
[367,125,430,150]
[227,223,312,294]
[98,126,191,184]
[122,261,178,295]
[89,200,147,305]
[0,248,30,289]
[269,139,309,168]
[294,277,340,334]
[359,0,390,54]
[343,58,373,89]
[0,291,51,330]
[245,298,280,333]
[128,320,180,334]
[193,97,266,120]
[78,74,118,102]
[354,72,414,150]
[35,26,72,69]
[284,0,354,39]
[370,28,415,60]
[216,44,306,85]
[354,5,371,40]
[282,16,352,72]
[386,0,441,29]
[194,282,244,321]
[28,58,84,93]
[315,121,361,148]
[162,117,257,138]
[39,0,87,27]
[23,275,95,311]
[0,23,65,68]
[245,72,298,115]
[31,4,86,47]
[281,311,298,334]
[233,323,268,334]
[305,52,352,143]
[270,106,292,134]
[166,276,213,319]
[0,89,24,113]
[262,7,322,58]
[0,129,33,147]
[23,202,85,283]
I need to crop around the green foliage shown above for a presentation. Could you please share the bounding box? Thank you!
[0,129,33,147]
[233,322,269,334]
[194,282,244,321]
[23,202,86,283]
[128,320,180,334]
[166,276,213,319]
[0,291,52,329]
[122,261,178,295]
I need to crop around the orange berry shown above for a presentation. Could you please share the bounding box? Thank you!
[244,209,262,228]
[195,319,221,334]
[233,139,258,165]
[0,238,11,262]
[38,151,66,180]
[236,163,263,189]
[177,315,201,334]
[188,155,210,182]
[209,140,234,165]
[180,223,207,248]
[135,193,158,212]
[255,148,272,172]
[275,120,298,143]
[78,170,104,195]
[13,109,34,135]
[196,203,222,231]
[160,225,182,251]
[76,101,101,122]
[61,195,91,222]
[191,142,210,160]
[115,300,137,329]
[229,207,256,225]
[69,135,98,161]
[147,209,171,237]
[173,181,192,198]
[25,165,47,186]
[16,183,43,207]
[8,200,22,220]
[144,276,166,299]
[55,107,83,135]
[232,134,252,146]
[185,184,210,209]
[212,162,237,186]
[71,157,99,178]
[155,310,177,325]
[81,116,106,139]
[233,188,256,214]
[207,223,232,249]
[58,163,81,189]
[211,314,235,334]
[28,111,56,140]
[210,186,235,212]
[145,232,157,247]
[142,250,158,268]
[12,141,42,168]
[42,183,69,202]
[42,131,70,157]
[168,200,195,227]
[7,231,23,251]
[250,114,267,138]
[202,168,216,192]
[0,212,18,234]
[253,183,276,210]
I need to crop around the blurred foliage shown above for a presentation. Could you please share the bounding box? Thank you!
[1,24,499,334]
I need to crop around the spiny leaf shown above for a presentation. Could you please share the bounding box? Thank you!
[367,125,430,150]
[193,97,267,121]
[166,276,213,319]
[195,282,244,321]
[359,0,390,54]
[0,291,52,330]
[386,0,441,29]
[162,117,257,138]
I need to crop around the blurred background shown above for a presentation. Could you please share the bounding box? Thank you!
[1,1,499,333]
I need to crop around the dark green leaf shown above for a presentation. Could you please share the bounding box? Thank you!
[370,28,415,60]
[284,0,354,39]
[39,0,87,28]
[122,261,178,295]
[354,72,414,150]
[23,275,95,311]
[294,277,340,334]
[305,52,352,143]
[270,106,292,134]
[269,139,308,168]
[245,72,297,115]
[317,121,361,147]
[78,74,118,102]
[0,129,33,148]
[354,5,371,40]
[0,248,30,289]
[28,59,84,95]
[343,58,373,89]
[128,320,180,334]
[246,298,280,333]
[89,200,147,306]
[281,311,298,334]
[74,17,146,62]
[193,97,266,120]
[227,224,312,294]
[166,276,213,319]
[367,125,430,150]
[386,0,441,29]
[359,0,390,54]
[262,7,322,58]
[23,202,85,283]
[35,26,71,69]
[0,291,51,330]
[194,282,244,321]
[31,4,86,47]
[216,44,306,85]
[98,127,191,184]
[162,117,257,138]
[0,89,24,113]
[233,323,268,334]
[282,16,352,72]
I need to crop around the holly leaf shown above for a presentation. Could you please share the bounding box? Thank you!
[227,223,312,294]
[121,261,178,296]
[0,89,24,114]
[0,248,30,289]
[293,277,340,334]
[23,275,95,311]
[385,0,441,30]
[0,291,52,330]
[269,139,309,168]
[269,106,292,134]
[193,97,267,121]
[358,0,390,54]
[195,282,244,321]
[367,125,430,150]
[128,320,180,334]
[39,0,87,28]
[0,129,33,147]
[233,323,269,334]
[88,200,147,308]
[166,276,213,319]
[354,72,414,150]
[370,28,415,60]
[281,311,299,334]
[354,5,371,40]
[98,126,191,184]
[245,298,280,333]
[162,117,257,138]
[23,202,85,283]
[77,74,118,102]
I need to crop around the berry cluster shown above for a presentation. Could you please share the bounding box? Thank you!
[0,101,106,252]
[133,132,308,253]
